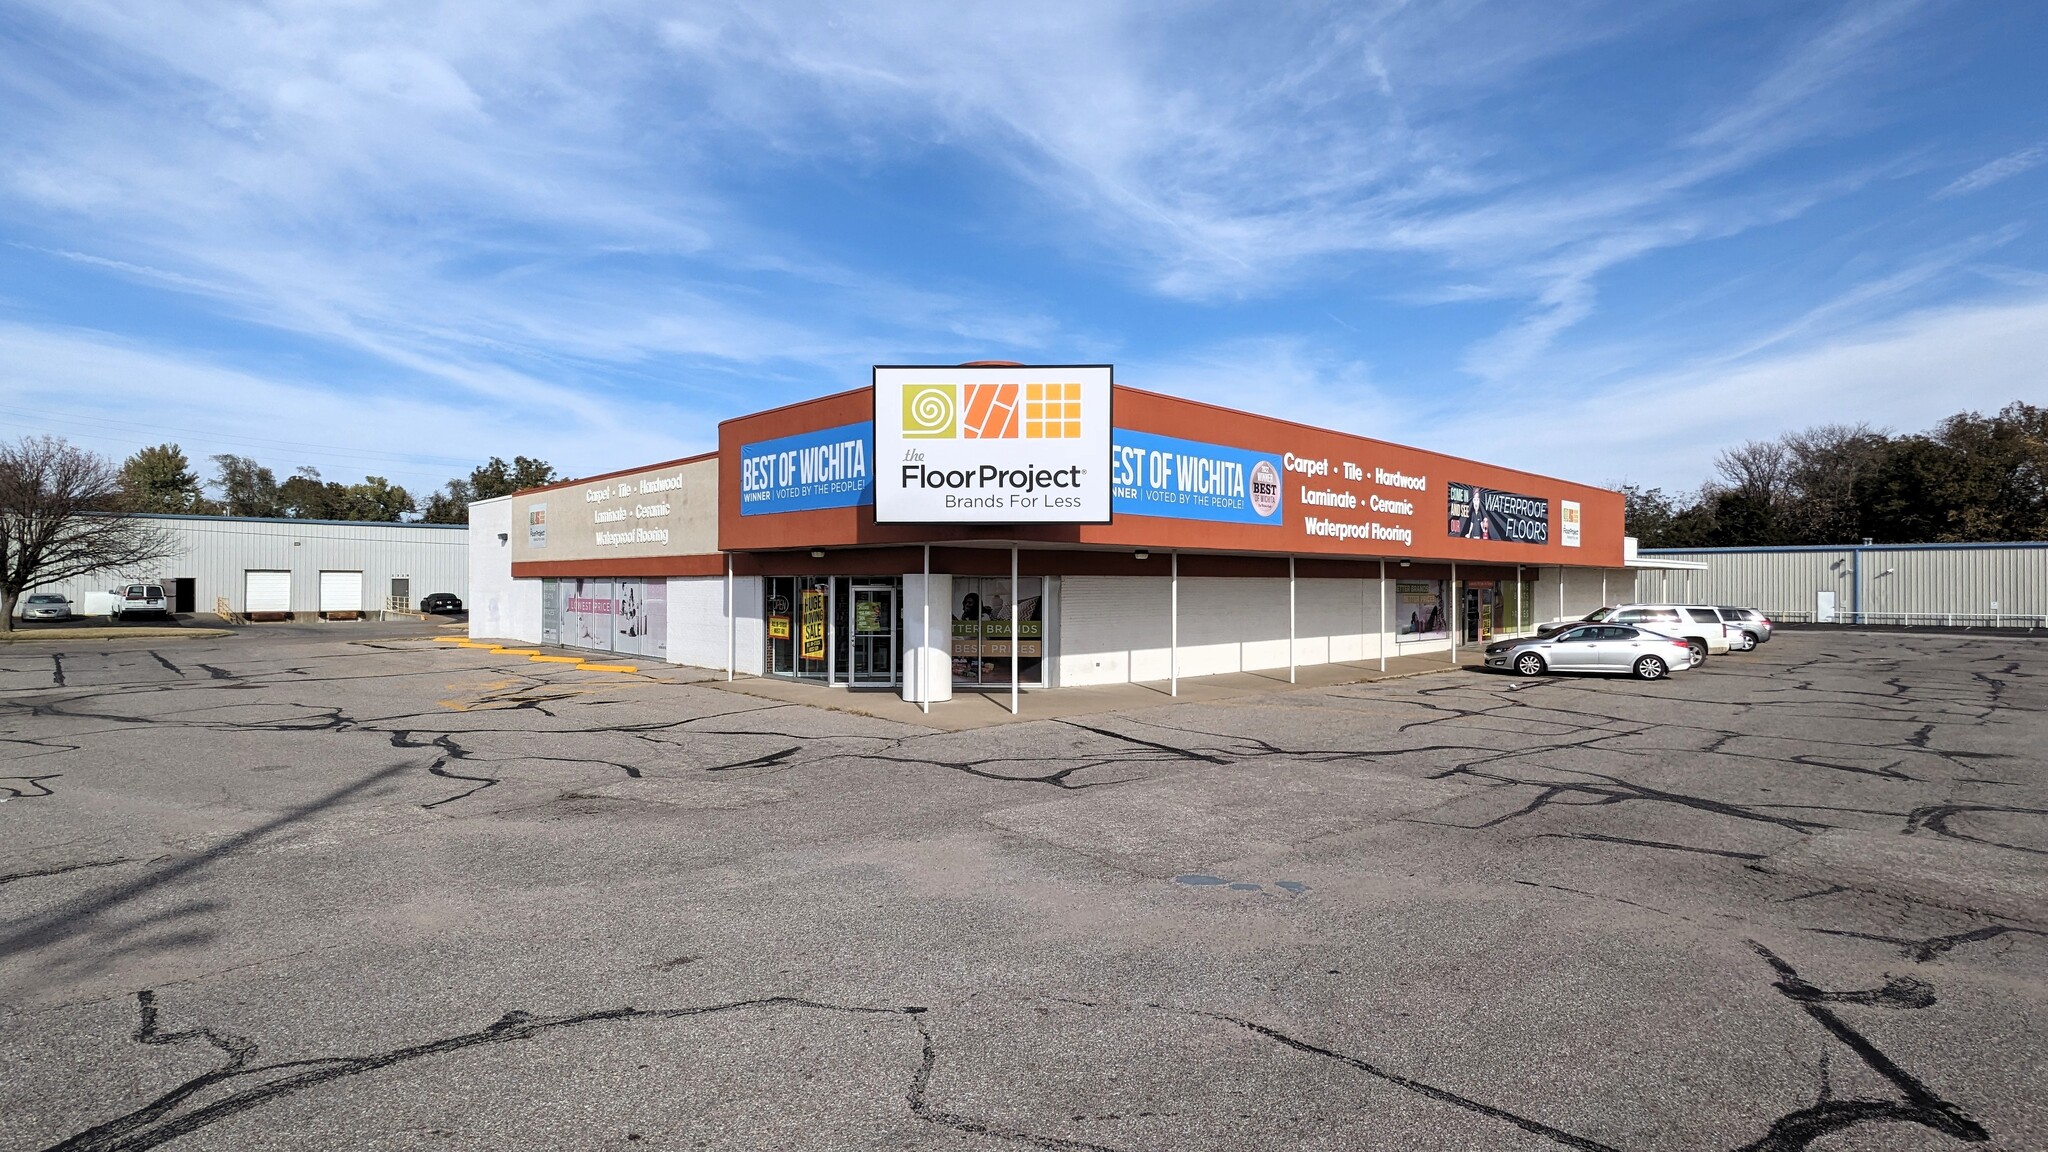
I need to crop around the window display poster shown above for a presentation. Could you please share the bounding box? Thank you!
[610,578,667,658]
[1448,482,1550,544]
[1395,580,1448,643]
[561,578,614,652]
[1561,500,1582,547]
[800,589,827,660]
[952,578,1044,683]
[768,615,791,639]
[854,597,886,634]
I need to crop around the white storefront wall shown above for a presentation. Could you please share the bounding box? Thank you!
[1055,575,1422,688]
[666,574,764,675]
[466,496,540,643]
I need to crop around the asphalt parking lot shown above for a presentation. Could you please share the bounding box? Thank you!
[1,627,2043,1151]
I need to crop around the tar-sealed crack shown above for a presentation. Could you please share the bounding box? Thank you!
[44,993,1118,1152]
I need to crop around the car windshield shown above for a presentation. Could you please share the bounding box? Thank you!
[1583,607,1613,622]
[28,594,61,603]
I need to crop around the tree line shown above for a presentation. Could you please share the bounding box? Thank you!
[115,444,559,523]
[1620,401,2047,548]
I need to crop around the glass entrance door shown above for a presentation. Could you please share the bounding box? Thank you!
[846,584,898,685]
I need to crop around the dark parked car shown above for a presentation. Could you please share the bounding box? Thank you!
[420,593,464,614]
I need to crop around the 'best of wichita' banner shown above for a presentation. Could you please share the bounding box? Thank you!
[1110,430,1285,525]
[1448,482,1551,544]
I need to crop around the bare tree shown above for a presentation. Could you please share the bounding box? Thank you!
[1712,439,1792,502]
[1,436,175,632]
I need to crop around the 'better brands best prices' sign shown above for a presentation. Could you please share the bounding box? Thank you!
[873,365,1112,524]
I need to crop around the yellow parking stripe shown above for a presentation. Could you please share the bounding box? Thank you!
[576,663,639,674]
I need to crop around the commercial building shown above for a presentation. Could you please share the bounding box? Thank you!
[1635,542,2048,628]
[469,366,1633,703]
[23,514,469,620]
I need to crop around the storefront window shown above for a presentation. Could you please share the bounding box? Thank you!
[763,576,829,680]
[952,577,1044,686]
[561,577,615,651]
[1395,580,1448,643]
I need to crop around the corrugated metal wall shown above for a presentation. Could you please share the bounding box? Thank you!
[30,514,468,617]
[1635,545,2048,622]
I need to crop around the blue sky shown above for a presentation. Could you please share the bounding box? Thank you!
[2,0,2044,498]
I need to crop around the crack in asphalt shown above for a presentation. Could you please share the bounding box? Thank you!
[1807,924,2048,962]
[0,857,135,886]
[43,992,1115,1152]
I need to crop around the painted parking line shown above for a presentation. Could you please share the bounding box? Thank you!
[575,662,639,674]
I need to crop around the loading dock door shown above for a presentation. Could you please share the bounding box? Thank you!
[245,570,291,614]
[319,571,364,614]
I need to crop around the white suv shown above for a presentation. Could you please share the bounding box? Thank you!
[1539,604,1731,665]
[1604,605,1730,665]
[111,583,170,620]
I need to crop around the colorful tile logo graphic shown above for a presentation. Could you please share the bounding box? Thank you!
[901,384,957,439]
[901,381,1083,440]
[962,383,1020,439]
[1023,382,1082,439]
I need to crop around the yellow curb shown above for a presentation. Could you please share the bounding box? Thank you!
[489,647,541,655]
[433,637,467,643]
[528,654,583,663]
[575,663,639,673]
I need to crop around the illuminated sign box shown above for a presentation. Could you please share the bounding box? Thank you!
[873,365,1113,524]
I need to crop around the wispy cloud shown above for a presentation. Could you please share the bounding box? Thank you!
[0,0,2026,493]
[1937,144,2048,198]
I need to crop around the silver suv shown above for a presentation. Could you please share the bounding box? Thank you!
[111,583,170,620]
[1716,606,1773,650]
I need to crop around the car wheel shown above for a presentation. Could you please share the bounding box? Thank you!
[1686,641,1706,667]
[1514,652,1546,677]
[1635,655,1668,680]
[1739,631,1758,651]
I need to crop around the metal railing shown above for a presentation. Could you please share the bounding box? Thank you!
[1767,610,2047,629]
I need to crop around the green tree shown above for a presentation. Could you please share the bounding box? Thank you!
[419,479,475,524]
[279,466,339,520]
[418,457,557,524]
[337,476,414,521]
[211,454,283,518]
[470,456,559,499]
[118,444,210,514]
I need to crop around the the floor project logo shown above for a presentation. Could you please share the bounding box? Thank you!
[902,382,1083,440]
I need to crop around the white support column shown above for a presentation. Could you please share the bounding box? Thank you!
[1010,546,1019,716]
[1288,555,1296,684]
[826,577,836,687]
[1601,571,1607,609]
[1170,552,1179,697]
[725,553,735,682]
[1378,559,1387,672]
[1515,564,1523,635]
[1449,561,1458,664]
[921,545,930,714]
[1558,568,1565,621]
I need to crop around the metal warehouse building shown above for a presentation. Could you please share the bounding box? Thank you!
[470,364,1640,707]
[1633,542,2048,628]
[28,514,469,620]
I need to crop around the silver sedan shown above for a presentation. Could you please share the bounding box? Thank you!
[18,593,74,621]
[1484,624,1698,680]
